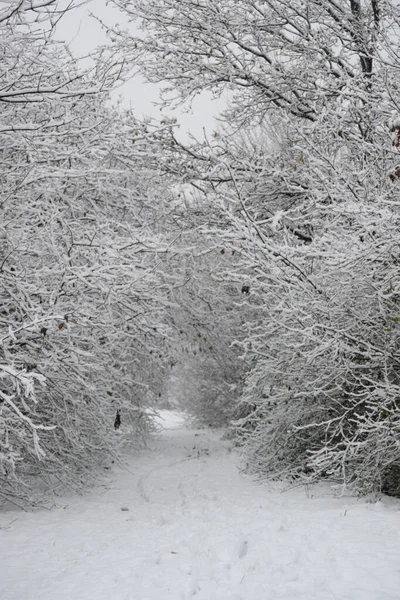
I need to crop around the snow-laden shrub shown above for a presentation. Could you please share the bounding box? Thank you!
[170,356,239,427]
[106,0,400,495]
[232,191,400,495]
[0,2,173,505]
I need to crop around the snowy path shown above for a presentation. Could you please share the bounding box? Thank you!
[2,412,400,600]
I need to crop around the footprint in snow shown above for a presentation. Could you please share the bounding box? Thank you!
[238,540,248,559]
[137,478,150,503]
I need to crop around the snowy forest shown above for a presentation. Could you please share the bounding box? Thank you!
[3,0,400,508]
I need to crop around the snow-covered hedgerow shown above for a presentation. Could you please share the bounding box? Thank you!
[216,108,400,495]
[110,0,400,494]
[0,1,173,506]
[233,199,400,494]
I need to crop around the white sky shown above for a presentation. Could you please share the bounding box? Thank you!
[57,0,222,140]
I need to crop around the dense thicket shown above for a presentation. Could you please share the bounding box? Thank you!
[4,0,400,503]
[0,1,177,506]
[111,0,400,495]
[162,211,248,426]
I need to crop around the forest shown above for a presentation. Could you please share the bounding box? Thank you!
[2,0,400,507]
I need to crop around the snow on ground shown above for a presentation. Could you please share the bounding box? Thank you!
[2,411,400,600]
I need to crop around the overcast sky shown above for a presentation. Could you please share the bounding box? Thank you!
[57,0,222,141]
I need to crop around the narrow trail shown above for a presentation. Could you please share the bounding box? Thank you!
[2,412,400,600]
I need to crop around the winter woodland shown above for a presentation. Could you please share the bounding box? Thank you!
[2,0,400,506]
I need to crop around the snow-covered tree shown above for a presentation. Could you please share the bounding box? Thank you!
[164,214,248,427]
[0,1,178,505]
[109,0,400,495]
